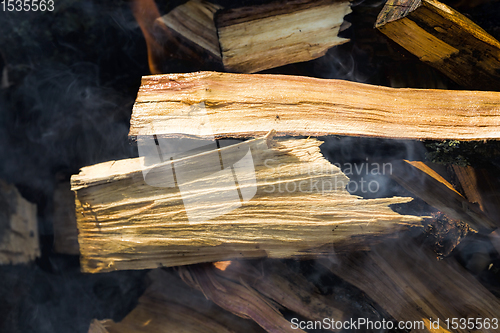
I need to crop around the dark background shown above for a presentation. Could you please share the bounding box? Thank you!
[0,0,499,332]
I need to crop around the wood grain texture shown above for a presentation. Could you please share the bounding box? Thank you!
[376,0,500,90]
[0,179,39,264]
[130,71,500,141]
[157,0,222,59]
[72,137,421,273]
[325,238,500,333]
[216,0,351,73]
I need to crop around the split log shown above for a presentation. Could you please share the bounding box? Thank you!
[391,160,497,231]
[0,179,39,264]
[129,72,500,141]
[72,136,421,273]
[324,238,500,333]
[88,268,265,333]
[212,260,345,332]
[451,165,500,254]
[53,180,79,255]
[156,0,222,62]
[452,165,500,222]
[375,0,500,90]
[179,264,305,333]
[216,0,351,73]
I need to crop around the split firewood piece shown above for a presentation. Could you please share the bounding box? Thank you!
[213,260,345,332]
[156,0,222,62]
[179,264,306,333]
[88,269,265,333]
[452,165,500,222]
[375,0,500,90]
[72,136,421,273]
[216,0,352,73]
[0,179,39,264]
[324,238,500,333]
[451,165,500,254]
[53,180,79,255]
[130,72,500,141]
[391,160,497,231]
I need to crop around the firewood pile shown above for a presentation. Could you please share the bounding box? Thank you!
[3,0,500,332]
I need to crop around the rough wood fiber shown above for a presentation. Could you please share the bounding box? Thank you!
[216,0,351,73]
[130,72,500,141]
[376,0,500,90]
[0,179,39,264]
[72,137,421,273]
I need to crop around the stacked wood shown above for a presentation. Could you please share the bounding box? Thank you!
[52,180,79,255]
[0,179,39,264]
[215,0,352,73]
[452,165,500,222]
[210,260,345,331]
[390,160,497,231]
[451,165,500,254]
[375,0,500,90]
[88,268,266,333]
[179,264,306,333]
[72,134,422,273]
[156,0,222,63]
[130,72,500,141]
[324,238,500,333]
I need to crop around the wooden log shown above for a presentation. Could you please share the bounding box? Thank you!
[179,264,306,333]
[451,165,500,255]
[391,160,497,231]
[0,179,39,264]
[156,0,222,61]
[212,260,345,332]
[72,136,421,273]
[88,268,266,333]
[323,238,500,333]
[375,0,500,90]
[129,72,500,141]
[216,0,351,73]
[53,180,79,255]
[452,165,500,222]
